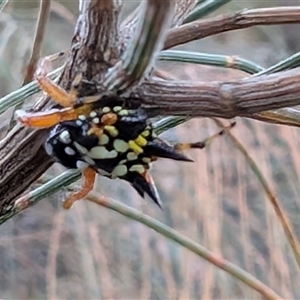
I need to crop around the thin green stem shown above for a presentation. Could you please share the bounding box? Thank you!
[154,116,189,135]
[86,193,281,300]
[184,0,232,23]
[255,51,300,76]
[0,0,8,12]
[0,66,63,115]
[3,170,81,225]
[252,108,300,128]
[159,50,263,74]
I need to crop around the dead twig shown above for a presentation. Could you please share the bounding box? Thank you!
[213,118,300,272]
[165,7,300,49]
[22,0,51,85]
[136,68,300,119]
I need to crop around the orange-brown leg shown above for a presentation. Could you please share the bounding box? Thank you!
[35,70,103,109]
[16,98,95,128]
[174,121,236,152]
[35,51,78,108]
[35,51,68,75]
[15,107,79,128]
[35,51,84,108]
[35,73,78,108]
[27,51,101,112]
[63,167,96,209]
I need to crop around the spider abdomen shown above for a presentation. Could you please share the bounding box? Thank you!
[45,103,190,206]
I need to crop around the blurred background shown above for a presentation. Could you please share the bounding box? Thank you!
[1,0,300,299]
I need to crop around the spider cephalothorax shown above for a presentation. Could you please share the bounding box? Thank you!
[16,70,235,209]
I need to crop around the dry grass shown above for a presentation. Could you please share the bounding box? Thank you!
[1,0,300,299]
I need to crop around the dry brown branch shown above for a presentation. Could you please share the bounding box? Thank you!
[252,108,300,127]
[136,68,300,118]
[22,0,51,85]
[164,7,300,49]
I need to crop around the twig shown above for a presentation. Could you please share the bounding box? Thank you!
[213,118,300,272]
[172,0,198,26]
[22,0,51,85]
[183,0,232,23]
[59,0,122,88]
[165,7,300,49]
[136,68,300,118]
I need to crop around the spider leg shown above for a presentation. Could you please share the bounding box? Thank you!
[35,50,84,108]
[43,51,69,63]
[34,51,79,108]
[35,73,81,108]
[36,50,68,72]
[35,51,100,107]
[15,101,95,128]
[75,94,103,106]
[174,121,236,152]
[63,167,96,209]
[16,107,79,128]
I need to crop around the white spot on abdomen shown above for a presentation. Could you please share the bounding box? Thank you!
[59,130,71,144]
[65,146,76,156]
[112,165,127,177]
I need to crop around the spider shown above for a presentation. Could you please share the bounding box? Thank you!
[16,56,235,209]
